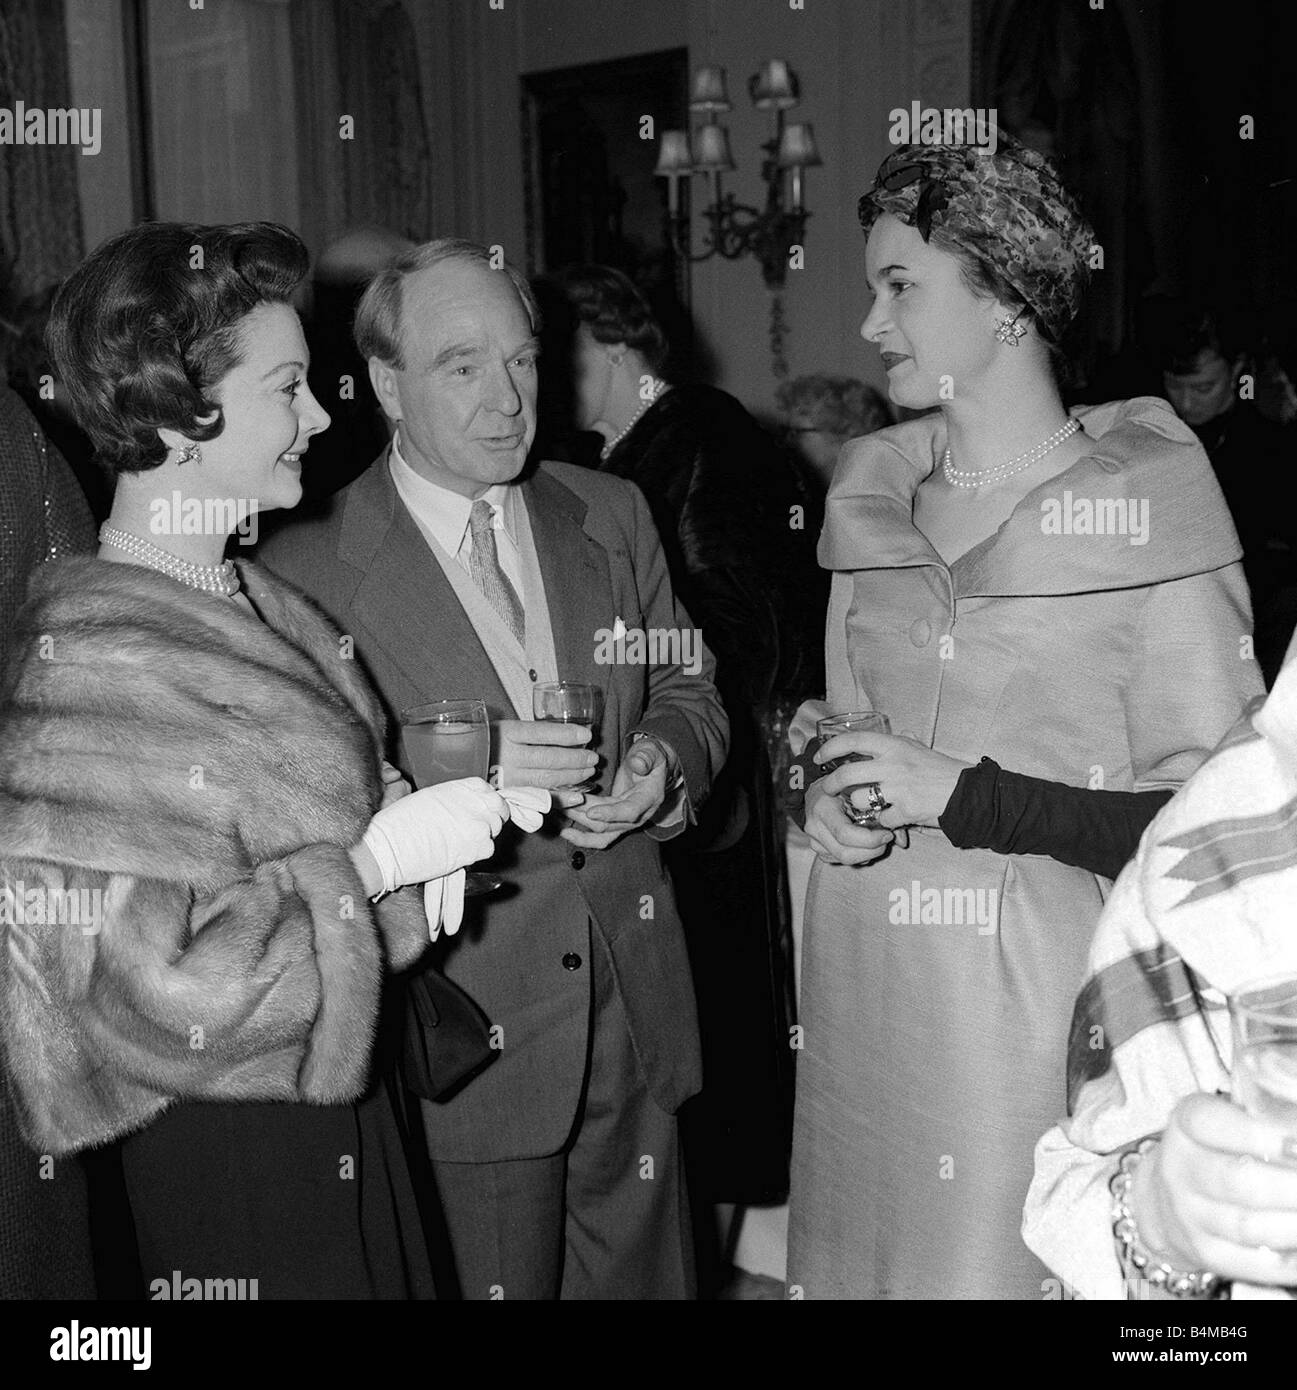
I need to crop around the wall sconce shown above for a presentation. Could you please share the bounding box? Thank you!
[656,59,822,290]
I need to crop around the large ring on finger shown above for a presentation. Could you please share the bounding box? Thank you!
[841,781,889,828]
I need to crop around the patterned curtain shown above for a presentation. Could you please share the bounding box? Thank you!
[289,0,433,253]
[0,0,85,300]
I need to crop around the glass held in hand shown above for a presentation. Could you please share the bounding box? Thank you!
[400,698,501,896]
[533,681,604,792]
[1230,976,1297,1132]
[1229,975,1297,1296]
[816,710,891,827]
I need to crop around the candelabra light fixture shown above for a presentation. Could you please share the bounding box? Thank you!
[655,59,822,290]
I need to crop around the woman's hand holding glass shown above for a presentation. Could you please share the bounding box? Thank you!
[361,777,507,887]
[814,730,971,830]
[804,777,896,866]
[1127,1093,1297,1288]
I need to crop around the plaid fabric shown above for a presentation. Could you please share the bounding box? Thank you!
[1025,637,1297,1299]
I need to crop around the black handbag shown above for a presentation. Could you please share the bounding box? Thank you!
[402,967,498,1102]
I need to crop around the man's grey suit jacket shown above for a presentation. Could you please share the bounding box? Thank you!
[259,452,729,1162]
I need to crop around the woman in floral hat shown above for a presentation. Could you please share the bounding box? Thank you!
[787,136,1263,1299]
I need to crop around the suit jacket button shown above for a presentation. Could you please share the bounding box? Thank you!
[529,668,537,680]
[562,952,582,971]
[570,850,586,869]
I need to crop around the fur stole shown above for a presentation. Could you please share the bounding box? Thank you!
[0,557,426,1154]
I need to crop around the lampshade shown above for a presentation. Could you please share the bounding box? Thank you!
[654,130,694,176]
[692,123,735,173]
[689,65,731,113]
[776,122,822,169]
[750,58,798,110]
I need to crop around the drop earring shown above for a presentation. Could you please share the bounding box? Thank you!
[177,443,202,465]
[994,312,1027,347]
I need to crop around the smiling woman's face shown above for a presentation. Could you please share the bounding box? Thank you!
[859,213,1006,409]
[194,302,330,515]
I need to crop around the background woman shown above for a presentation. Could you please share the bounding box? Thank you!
[777,373,892,496]
[0,221,521,1298]
[787,139,1264,1299]
[555,265,822,1276]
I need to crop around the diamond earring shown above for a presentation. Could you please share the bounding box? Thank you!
[995,312,1027,347]
[177,443,202,465]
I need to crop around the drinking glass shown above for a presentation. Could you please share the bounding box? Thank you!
[401,698,500,895]
[1231,976,1297,1130]
[816,710,891,827]
[1229,975,1297,1297]
[533,681,603,792]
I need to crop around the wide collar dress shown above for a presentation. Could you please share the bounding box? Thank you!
[786,397,1265,1300]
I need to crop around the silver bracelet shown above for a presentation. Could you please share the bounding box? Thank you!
[1110,1137,1223,1298]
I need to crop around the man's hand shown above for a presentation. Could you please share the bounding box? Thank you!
[803,777,895,865]
[560,737,669,850]
[494,719,597,808]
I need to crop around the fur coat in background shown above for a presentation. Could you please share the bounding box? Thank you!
[0,556,428,1156]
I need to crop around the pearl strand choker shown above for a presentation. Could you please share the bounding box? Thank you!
[600,379,670,460]
[99,524,240,596]
[942,417,1081,489]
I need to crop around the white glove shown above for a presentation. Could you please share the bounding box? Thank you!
[361,778,506,894]
[424,871,466,940]
[421,787,554,941]
[500,786,552,831]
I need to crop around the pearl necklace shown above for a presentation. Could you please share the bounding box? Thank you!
[600,379,670,460]
[99,524,240,596]
[942,417,1081,489]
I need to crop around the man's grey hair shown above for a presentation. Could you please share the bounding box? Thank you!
[353,238,541,368]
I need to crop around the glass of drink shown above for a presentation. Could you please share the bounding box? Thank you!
[533,682,603,792]
[1230,976,1297,1129]
[816,710,891,827]
[400,698,500,895]
[1230,975,1297,1296]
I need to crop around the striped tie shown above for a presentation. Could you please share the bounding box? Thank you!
[468,499,525,646]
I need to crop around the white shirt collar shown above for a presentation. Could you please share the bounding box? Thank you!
[389,429,516,557]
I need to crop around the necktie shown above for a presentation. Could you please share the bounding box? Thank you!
[468,499,525,646]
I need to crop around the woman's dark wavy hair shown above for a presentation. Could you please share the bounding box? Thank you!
[556,264,669,375]
[46,221,309,475]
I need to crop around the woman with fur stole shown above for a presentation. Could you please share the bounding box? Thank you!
[0,222,520,1298]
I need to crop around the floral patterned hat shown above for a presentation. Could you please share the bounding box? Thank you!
[858,135,1094,343]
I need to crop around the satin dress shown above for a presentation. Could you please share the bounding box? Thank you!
[786,399,1263,1298]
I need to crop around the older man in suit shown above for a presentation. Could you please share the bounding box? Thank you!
[259,239,727,1300]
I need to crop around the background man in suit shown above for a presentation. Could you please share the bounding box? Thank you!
[259,239,728,1300]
